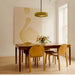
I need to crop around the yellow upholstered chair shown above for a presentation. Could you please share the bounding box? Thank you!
[28,45,45,72]
[48,44,68,70]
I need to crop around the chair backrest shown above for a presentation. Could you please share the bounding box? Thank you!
[24,42,32,45]
[29,45,45,57]
[59,44,67,55]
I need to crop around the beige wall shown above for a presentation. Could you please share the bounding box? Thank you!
[42,1,57,43]
[0,0,56,57]
[68,0,75,59]
[56,0,75,59]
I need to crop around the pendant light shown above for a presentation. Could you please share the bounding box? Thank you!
[35,0,48,17]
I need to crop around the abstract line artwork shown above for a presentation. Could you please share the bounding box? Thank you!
[14,7,42,44]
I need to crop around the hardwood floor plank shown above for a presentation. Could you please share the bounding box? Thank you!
[0,56,74,74]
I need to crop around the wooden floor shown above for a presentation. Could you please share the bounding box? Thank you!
[0,56,75,74]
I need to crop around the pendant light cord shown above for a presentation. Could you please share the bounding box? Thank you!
[40,0,42,12]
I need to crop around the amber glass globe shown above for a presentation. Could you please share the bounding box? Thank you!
[35,12,48,17]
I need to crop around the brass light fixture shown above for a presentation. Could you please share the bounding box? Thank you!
[35,0,48,17]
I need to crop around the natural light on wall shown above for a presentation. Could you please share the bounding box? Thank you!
[58,4,68,44]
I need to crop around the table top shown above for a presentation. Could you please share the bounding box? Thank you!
[16,43,71,48]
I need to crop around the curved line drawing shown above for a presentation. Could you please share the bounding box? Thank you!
[24,8,30,15]
[20,8,39,43]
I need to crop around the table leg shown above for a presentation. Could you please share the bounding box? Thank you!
[57,48,59,59]
[19,48,21,72]
[25,54,27,66]
[22,50,23,62]
[69,46,71,65]
[15,47,17,64]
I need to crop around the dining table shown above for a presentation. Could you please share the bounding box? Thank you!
[15,43,71,72]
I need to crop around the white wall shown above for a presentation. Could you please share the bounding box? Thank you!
[56,0,75,59]
[0,0,56,57]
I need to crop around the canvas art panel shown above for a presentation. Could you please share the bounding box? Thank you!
[14,7,42,44]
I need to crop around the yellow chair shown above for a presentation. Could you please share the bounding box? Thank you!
[48,44,68,70]
[45,50,55,67]
[24,42,32,45]
[28,45,45,72]
[45,47,56,66]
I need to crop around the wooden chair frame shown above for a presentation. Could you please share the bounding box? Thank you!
[28,45,46,72]
[47,44,68,70]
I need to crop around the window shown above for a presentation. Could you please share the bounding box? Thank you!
[58,4,68,44]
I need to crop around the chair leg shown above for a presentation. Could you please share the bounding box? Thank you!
[55,56,56,64]
[43,53,45,71]
[58,55,60,70]
[28,55,31,72]
[52,56,56,64]
[25,54,26,65]
[45,53,47,64]
[37,57,38,67]
[65,53,68,67]
[27,54,29,67]
[33,57,35,62]
[52,56,54,63]
[25,54,28,66]
[27,55,29,67]
[35,57,36,65]
[49,54,50,67]
[39,57,40,61]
